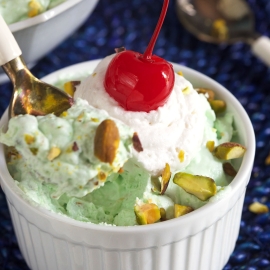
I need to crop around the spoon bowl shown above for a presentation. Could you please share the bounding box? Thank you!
[176,0,270,66]
[0,15,73,118]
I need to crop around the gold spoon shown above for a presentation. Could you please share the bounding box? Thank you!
[0,15,73,118]
[176,0,270,66]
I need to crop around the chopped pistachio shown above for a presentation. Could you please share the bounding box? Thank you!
[151,164,171,195]
[132,132,143,152]
[196,88,215,101]
[249,202,269,214]
[173,172,217,201]
[91,118,99,123]
[77,112,84,122]
[72,142,79,152]
[160,208,167,221]
[214,142,246,160]
[115,47,126,53]
[209,100,226,114]
[63,81,80,97]
[151,176,161,195]
[206,141,215,152]
[178,150,185,162]
[182,86,190,94]
[6,147,21,162]
[30,148,38,155]
[47,147,61,161]
[174,204,194,218]
[134,203,161,225]
[94,119,120,164]
[151,177,161,195]
[28,0,42,17]
[211,19,228,41]
[97,171,107,181]
[265,153,270,165]
[161,163,171,195]
[60,111,68,117]
[118,167,124,173]
[24,134,35,145]
[177,71,183,76]
[223,162,237,177]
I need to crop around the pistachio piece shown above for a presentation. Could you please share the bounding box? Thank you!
[265,153,270,165]
[91,118,99,123]
[47,147,61,161]
[214,142,246,160]
[196,88,215,101]
[63,81,81,97]
[115,47,126,53]
[134,203,161,225]
[60,111,68,117]
[174,204,194,218]
[209,100,226,114]
[28,0,42,17]
[24,134,35,145]
[94,119,120,164]
[6,147,21,162]
[118,167,124,173]
[151,176,161,195]
[161,163,171,195]
[177,71,183,76]
[160,208,167,221]
[206,141,215,152]
[249,202,269,214]
[173,172,217,201]
[182,86,191,94]
[72,142,79,152]
[151,163,171,195]
[178,150,185,162]
[223,162,237,177]
[132,132,143,152]
[97,171,107,181]
[30,148,38,155]
[211,19,228,41]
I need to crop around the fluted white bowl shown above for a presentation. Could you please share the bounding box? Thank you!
[0,0,98,84]
[0,60,255,270]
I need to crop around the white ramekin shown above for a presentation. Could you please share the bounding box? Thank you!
[0,61,255,270]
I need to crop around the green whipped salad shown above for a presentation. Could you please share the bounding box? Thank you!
[0,95,237,226]
[0,0,66,24]
[1,99,134,198]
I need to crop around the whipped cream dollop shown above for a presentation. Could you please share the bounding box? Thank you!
[75,54,205,176]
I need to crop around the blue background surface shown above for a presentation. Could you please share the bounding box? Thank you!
[0,0,270,269]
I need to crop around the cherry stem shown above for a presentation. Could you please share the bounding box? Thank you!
[143,0,170,60]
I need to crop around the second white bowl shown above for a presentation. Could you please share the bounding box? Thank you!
[0,0,98,84]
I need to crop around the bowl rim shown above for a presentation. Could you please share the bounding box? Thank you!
[9,0,84,33]
[0,60,256,234]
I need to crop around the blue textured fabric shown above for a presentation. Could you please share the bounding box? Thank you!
[0,0,270,269]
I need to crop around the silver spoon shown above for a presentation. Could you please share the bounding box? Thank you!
[176,0,270,66]
[0,15,73,118]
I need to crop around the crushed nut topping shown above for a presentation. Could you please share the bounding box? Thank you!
[249,202,269,214]
[94,119,120,164]
[47,147,61,161]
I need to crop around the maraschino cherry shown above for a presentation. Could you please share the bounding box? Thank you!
[104,0,175,112]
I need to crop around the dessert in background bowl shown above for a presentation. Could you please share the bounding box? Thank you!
[0,59,255,270]
[0,0,99,84]
[0,0,67,24]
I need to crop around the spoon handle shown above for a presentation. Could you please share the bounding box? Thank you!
[0,15,21,66]
[251,36,270,67]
